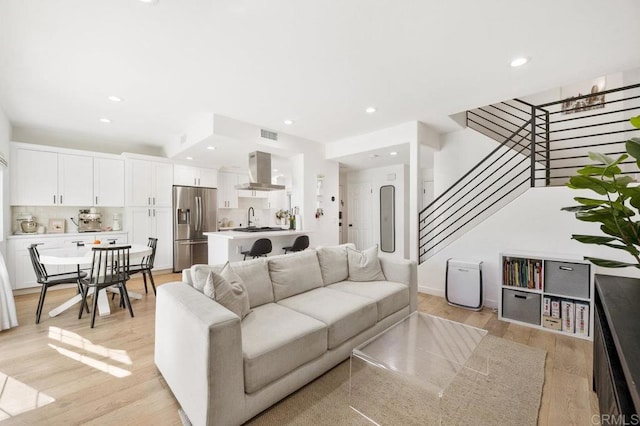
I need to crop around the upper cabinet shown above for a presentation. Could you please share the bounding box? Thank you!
[174,165,218,188]
[126,159,173,207]
[217,172,239,208]
[11,146,95,206]
[94,157,125,207]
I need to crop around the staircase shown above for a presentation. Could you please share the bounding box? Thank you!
[419,83,640,264]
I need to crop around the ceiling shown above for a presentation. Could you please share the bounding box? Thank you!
[1,0,640,159]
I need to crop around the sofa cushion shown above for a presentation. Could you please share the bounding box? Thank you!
[269,251,324,301]
[241,303,327,393]
[277,287,377,349]
[229,258,274,308]
[203,268,251,320]
[327,280,409,321]
[347,246,386,282]
[190,264,223,292]
[316,243,355,285]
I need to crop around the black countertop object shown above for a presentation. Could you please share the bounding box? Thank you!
[595,274,640,412]
[231,227,288,233]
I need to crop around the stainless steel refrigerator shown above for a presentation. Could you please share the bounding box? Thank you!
[173,185,217,272]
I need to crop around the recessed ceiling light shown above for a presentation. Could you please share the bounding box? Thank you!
[99,118,111,123]
[390,151,398,156]
[510,57,529,67]
[365,107,376,114]
[283,119,294,125]
[207,146,216,150]
[186,156,193,160]
[273,169,279,172]
[107,95,123,102]
[138,0,158,3]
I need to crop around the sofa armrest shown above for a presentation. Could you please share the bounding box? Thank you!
[379,257,418,312]
[181,268,192,284]
[155,282,244,426]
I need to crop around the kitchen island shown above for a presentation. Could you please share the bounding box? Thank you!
[204,229,310,264]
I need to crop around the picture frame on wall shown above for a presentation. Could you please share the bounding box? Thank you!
[48,218,65,234]
[561,76,606,114]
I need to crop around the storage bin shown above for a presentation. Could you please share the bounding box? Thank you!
[544,260,590,299]
[502,288,541,325]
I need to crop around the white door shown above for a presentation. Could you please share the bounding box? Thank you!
[94,157,124,207]
[13,149,58,205]
[129,207,153,246]
[129,160,153,206]
[199,168,218,188]
[174,165,198,186]
[153,162,174,207]
[347,182,373,249]
[58,153,94,206]
[422,179,435,209]
[152,207,173,270]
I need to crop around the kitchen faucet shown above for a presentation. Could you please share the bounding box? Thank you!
[247,207,255,228]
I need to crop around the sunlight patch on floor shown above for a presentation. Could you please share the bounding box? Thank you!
[47,344,131,378]
[48,326,132,365]
[0,371,55,420]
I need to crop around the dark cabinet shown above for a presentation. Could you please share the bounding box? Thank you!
[593,275,639,419]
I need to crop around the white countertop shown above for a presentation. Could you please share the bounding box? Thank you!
[204,230,308,240]
[7,230,128,240]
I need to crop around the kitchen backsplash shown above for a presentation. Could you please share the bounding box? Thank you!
[218,198,280,229]
[11,206,125,234]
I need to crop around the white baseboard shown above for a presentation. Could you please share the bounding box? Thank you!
[418,285,444,298]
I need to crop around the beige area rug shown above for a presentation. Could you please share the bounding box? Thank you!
[246,335,546,426]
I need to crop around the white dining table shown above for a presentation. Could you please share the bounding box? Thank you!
[39,243,152,318]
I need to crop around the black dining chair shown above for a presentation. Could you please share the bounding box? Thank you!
[28,244,88,324]
[128,237,158,295]
[282,235,309,254]
[241,238,272,260]
[78,245,133,328]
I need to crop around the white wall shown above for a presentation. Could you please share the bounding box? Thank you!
[347,164,408,259]
[434,128,498,196]
[419,186,640,309]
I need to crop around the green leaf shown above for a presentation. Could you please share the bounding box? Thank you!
[561,205,600,212]
[577,165,615,177]
[573,197,607,206]
[588,152,615,165]
[571,235,624,244]
[631,115,640,129]
[567,175,610,195]
[614,175,635,187]
[583,257,640,269]
[627,138,640,165]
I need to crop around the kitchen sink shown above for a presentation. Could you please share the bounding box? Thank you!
[232,227,288,232]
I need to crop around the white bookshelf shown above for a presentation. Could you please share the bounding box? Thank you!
[498,251,594,341]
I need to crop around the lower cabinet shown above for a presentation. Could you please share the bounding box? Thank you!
[128,207,172,271]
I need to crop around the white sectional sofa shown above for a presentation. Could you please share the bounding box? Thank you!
[155,245,417,426]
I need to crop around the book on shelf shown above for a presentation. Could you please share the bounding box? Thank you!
[575,303,589,336]
[502,257,543,290]
[561,300,575,333]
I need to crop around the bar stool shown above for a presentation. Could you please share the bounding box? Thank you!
[283,235,309,254]
[241,238,272,260]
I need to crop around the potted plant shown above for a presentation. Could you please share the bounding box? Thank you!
[275,209,289,226]
[561,116,640,268]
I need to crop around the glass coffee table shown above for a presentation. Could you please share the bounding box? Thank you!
[350,312,489,425]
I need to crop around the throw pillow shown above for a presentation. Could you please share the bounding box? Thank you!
[346,245,386,282]
[203,263,251,320]
[317,246,350,285]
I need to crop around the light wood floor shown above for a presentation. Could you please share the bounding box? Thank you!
[1,278,598,425]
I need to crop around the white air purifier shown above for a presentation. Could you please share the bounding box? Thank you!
[446,259,483,311]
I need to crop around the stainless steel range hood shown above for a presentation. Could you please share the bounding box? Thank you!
[235,151,285,191]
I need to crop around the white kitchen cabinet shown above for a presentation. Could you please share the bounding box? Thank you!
[58,153,94,206]
[237,174,269,199]
[94,157,125,207]
[174,165,218,188]
[126,159,173,207]
[11,148,94,206]
[218,172,239,208]
[128,207,172,270]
